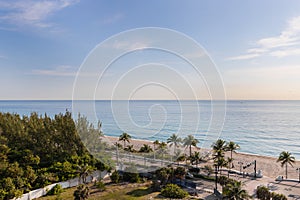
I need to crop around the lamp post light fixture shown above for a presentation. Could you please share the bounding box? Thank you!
[296,168,300,183]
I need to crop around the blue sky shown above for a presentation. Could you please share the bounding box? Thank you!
[1,0,300,100]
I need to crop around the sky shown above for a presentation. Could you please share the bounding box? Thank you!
[1,0,300,100]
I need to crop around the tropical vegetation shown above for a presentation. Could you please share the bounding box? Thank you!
[0,112,108,200]
[277,151,295,179]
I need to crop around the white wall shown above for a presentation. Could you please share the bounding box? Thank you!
[13,170,108,200]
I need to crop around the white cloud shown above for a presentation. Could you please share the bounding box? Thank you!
[0,0,79,28]
[110,40,151,51]
[229,16,300,60]
[269,48,300,57]
[227,53,260,61]
[31,65,77,76]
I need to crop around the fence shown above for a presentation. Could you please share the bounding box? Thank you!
[13,170,108,200]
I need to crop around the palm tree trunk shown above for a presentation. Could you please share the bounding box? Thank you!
[286,163,288,179]
[174,145,176,156]
[189,145,192,158]
[230,150,233,169]
[153,144,156,160]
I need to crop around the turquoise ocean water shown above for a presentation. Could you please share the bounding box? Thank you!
[0,100,299,159]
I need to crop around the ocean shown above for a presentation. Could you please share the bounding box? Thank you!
[0,100,299,159]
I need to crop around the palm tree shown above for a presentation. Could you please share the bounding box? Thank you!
[153,140,160,159]
[139,144,153,153]
[158,142,168,160]
[223,181,250,200]
[191,151,201,167]
[226,141,240,168]
[153,140,160,151]
[183,135,199,158]
[212,139,227,165]
[167,134,182,157]
[212,139,227,153]
[277,151,295,179]
[176,154,186,165]
[214,157,228,174]
[124,144,135,153]
[119,132,131,149]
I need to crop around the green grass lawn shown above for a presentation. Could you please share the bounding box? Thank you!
[38,182,166,200]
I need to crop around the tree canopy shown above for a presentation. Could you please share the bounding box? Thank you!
[0,112,108,200]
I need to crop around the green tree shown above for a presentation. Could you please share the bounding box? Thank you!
[157,142,168,159]
[167,134,182,157]
[174,167,186,182]
[183,135,199,158]
[223,180,249,200]
[212,139,227,153]
[226,141,240,168]
[277,151,295,179]
[155,167,172,186]
[190,152,201,167]
[214,157,228,174]
[76,114,103,154]
[119,132,131,149]
[161,184,188,199]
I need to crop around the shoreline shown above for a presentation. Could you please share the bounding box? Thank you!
[102,135,300,179]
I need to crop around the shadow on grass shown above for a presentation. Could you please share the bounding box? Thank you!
[126,187,153,197]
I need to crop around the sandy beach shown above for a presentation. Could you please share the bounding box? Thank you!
[103,135,300,179]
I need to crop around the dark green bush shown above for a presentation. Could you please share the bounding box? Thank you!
[193,173,215,181]
[123,172,140,183]
[110,171,120,183]
[256,186,271,200]
[95,180,106,191]
[47,184,63,195]
[271,192,287,200]
[161,184,188,199]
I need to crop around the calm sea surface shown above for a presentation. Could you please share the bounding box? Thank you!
[0,100,299,159]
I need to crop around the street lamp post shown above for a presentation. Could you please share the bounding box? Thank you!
[297,168,300,183]
[253,160,257,178]
[238,161,243,174]
[115,142,119,166]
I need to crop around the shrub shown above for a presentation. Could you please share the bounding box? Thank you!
[271,192,287,200]
[73,184,89,200]
[95,180,106,191]
[47,184,63,196]
[123,165,140,183]
[161,184,188,199]
[256,186,271,200]
[123,172,140,183]
[110,171,120,183]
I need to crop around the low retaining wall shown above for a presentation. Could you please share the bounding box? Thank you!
[13,170,108,200]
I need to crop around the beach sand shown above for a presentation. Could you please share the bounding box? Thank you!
[103,135,300,179]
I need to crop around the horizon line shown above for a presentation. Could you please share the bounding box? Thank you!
[0,99,300,101]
